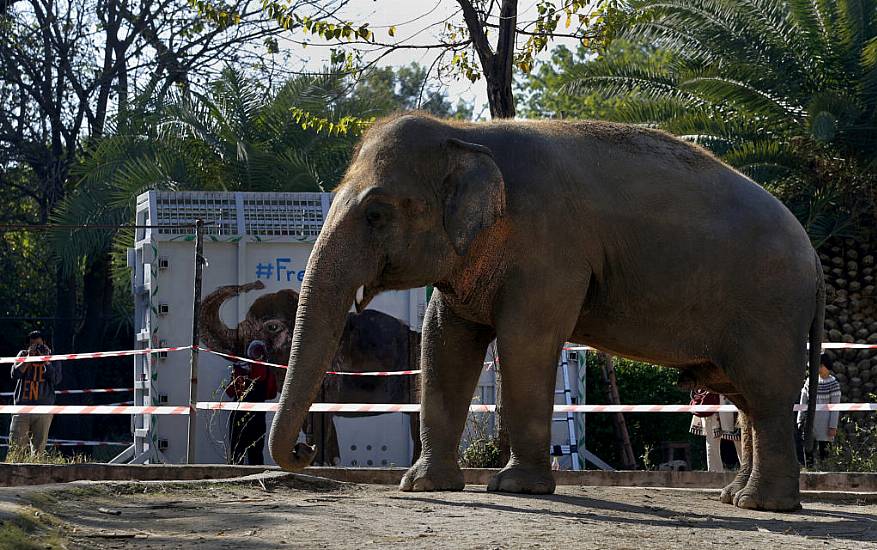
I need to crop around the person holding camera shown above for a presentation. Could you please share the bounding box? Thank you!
[225,340,277,465]
[9,330,62,455]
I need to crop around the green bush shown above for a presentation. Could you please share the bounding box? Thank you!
[583,355,700,470]
[822,417,877,472]
[460,437,502,468]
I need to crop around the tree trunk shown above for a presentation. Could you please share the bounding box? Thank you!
[600,354,637,469]
[485,73,516,119]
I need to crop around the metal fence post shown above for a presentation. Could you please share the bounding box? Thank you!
[186,219,204,463]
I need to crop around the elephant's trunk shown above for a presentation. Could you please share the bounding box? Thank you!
[268,231,373,471]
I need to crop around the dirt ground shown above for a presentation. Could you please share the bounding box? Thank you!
[5,472,877,549]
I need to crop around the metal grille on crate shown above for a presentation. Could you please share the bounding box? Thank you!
[148,191,327,238]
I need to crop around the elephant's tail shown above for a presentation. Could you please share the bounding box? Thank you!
[804,250,825,454]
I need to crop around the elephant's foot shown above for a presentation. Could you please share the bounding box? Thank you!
[400,457,464,492]
[733,474,801,512]
[719,469,750,504]
[487,464,555,495]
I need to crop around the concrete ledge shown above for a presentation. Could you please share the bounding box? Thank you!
[0,464,874,493]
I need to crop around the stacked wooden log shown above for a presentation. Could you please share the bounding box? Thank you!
[820,237,877,437]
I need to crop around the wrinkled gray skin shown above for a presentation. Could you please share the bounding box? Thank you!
[269,113,824,512]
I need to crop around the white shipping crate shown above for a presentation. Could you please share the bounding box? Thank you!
[130,191,426,465]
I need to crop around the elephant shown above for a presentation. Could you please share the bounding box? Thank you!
[268,113,824,512]
[199,280,421,465]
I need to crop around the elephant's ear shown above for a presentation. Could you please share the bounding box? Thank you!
[443,138,506,256]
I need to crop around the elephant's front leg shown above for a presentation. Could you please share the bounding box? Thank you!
[487,328,566,495]
[400,293,494,492]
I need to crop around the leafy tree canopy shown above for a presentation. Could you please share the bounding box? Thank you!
[519,40,671,119]
[565,0,877,245]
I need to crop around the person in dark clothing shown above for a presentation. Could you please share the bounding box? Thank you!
[226,340,277,465]
[9,331,62,455]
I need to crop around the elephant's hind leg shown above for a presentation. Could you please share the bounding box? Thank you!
[733,410,801,511]
[400,292,494,492]
[720,411,752,504]
[721,338,803,511]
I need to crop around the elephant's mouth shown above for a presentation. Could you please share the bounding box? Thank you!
[354,285,379,313]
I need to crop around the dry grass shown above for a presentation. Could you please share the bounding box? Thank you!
[4,445,88,464]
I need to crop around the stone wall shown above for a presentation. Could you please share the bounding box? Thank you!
[819,237,876,440]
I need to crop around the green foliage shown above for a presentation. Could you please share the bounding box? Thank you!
[0,234,55,328]
[0,172,56,351]
[460,437,502,468]
[583,354,695,469]
[262,2,373,41]
[49,66,366,279]
[515,1,599,73]
[289,107,375,136]
[822,395,877,472]
[349,64,473,119]
[49,61,466,287]
[822,419,877,472]
[564,0,877,243]
[459,403,502,468]
[519,40,672,119]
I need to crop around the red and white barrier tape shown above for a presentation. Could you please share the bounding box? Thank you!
[0,346,191,365]
[198,402,421,413]
[3,341,872,369]
[196,347,422,376]
[563,343,877,351]
[0,401,872,415]
[0,387,134,397]
[0,436,130,446]
[0,405,188,415]
[812,342,877,349]
[196,402,877,413]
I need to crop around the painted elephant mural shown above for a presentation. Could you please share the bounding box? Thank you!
[199,280,421,465]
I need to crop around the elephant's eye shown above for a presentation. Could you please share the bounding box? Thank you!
[365,202,392,229]
[265,322,281,333]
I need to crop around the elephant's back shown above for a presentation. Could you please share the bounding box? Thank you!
[486,120,809,256]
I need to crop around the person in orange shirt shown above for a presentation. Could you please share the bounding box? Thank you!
[9,331,62,456]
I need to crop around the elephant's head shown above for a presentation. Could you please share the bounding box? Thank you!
[269,113,506,471]
[199,280,298,381]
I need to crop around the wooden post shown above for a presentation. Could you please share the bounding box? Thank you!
[186,219,204,464]
[600,353,637,469]
[491,342,510,465]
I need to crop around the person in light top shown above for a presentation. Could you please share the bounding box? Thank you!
[796,353,842,467]
[689,389,741,472]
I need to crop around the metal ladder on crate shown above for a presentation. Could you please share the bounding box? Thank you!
[551,349,614,471]
[552,349,581,469]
